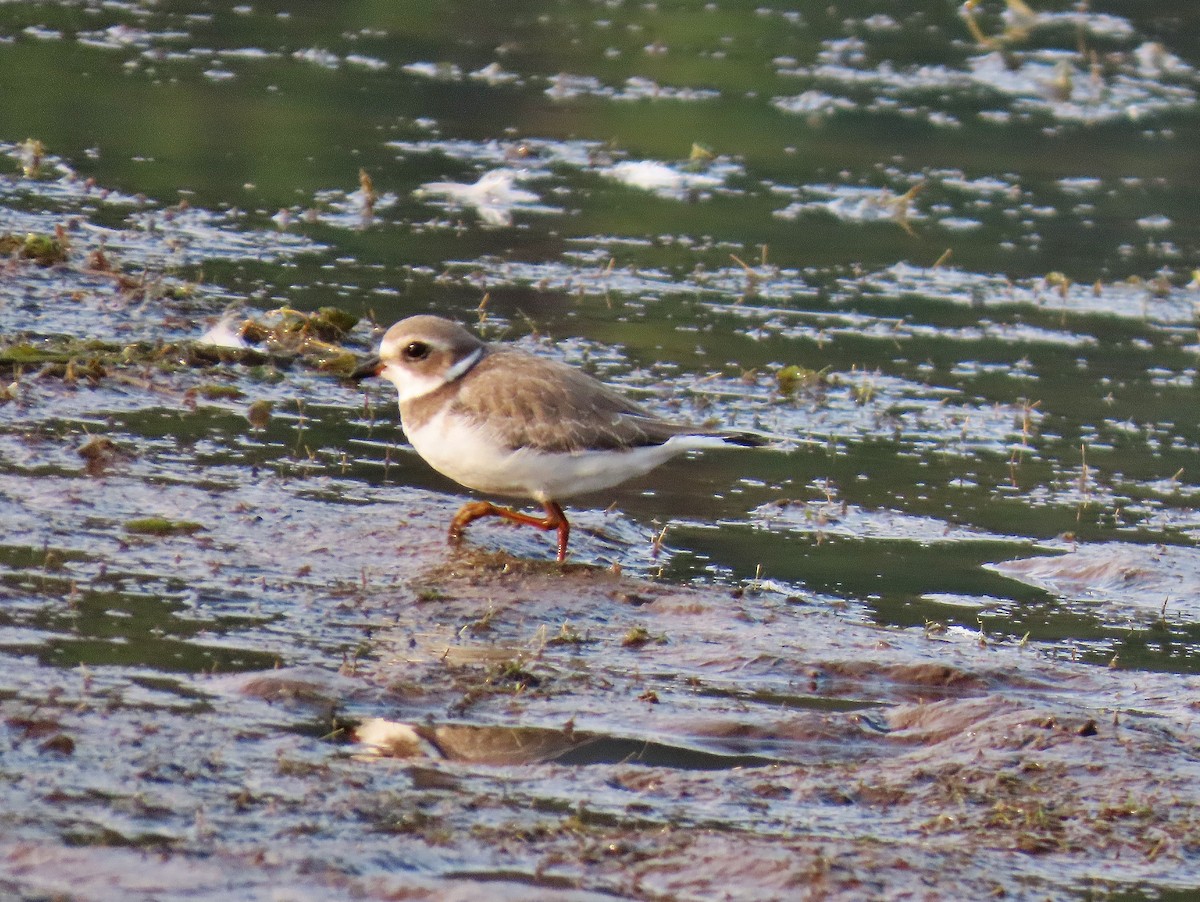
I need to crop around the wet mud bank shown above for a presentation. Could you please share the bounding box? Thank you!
[5,549,1198,900]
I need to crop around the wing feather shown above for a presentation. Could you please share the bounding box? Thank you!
[450,348,696,453]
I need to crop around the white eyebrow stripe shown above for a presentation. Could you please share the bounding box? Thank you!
[443,346,484,383]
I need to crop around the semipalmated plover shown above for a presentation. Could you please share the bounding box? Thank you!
[355,315,762,561]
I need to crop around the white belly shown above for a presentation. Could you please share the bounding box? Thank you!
[404,408,720,501]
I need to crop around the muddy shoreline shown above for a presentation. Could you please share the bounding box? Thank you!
[4,541,1199,900]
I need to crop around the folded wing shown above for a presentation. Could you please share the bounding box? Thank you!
[452,349,700,453]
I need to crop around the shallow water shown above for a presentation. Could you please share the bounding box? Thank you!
[2,0,1200,897]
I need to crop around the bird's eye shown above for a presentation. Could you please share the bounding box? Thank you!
[403,341,430,361]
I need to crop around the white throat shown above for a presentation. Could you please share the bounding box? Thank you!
[381,346,484,403]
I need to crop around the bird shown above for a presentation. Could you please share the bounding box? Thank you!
[353,315,763,562]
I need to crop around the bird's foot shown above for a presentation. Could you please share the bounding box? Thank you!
[447,500,571,562]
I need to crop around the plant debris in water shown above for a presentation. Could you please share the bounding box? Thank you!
[0,306,367,384]
[0,229,69,266]
[123,516,205,536]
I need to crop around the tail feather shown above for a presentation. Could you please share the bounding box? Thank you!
[718,431,769,448]
[667,430,770,451]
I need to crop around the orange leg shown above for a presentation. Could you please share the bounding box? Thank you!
[448,500,571,562]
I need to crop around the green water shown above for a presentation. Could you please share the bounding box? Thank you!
[2,2,1200,666]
